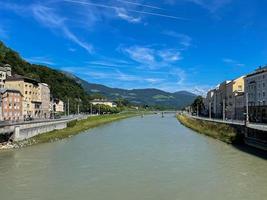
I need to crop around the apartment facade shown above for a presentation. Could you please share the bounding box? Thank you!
[225,76,245,120]
[0,88,23,121]
[214,81,231,119]
[5,75,42,119]
[245,66,267,122]
[39,83,50,119]
[50,99,65,114]
[204,89,215,117]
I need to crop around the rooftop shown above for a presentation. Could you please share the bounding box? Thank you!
[246,65,267,77]
[0,88,22,95]
[5,74,40,85]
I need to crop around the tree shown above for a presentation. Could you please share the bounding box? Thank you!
[191,96,204,115]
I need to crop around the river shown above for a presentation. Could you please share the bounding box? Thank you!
[0,114,267,200]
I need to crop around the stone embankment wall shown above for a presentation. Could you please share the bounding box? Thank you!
[0,119,72,142]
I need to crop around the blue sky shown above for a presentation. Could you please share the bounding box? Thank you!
[0,0,267,94]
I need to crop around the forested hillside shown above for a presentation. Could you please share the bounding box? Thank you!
[0,41,90,113]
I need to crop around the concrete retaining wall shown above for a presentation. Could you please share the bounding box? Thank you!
[12,120,69,141]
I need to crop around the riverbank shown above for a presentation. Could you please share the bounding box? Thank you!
[5,112,140,149]
[177,114,240,144]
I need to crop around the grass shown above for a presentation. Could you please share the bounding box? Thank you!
[177,114,239,144]
[17,112,140,147]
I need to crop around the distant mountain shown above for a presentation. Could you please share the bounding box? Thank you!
[0,40,196,110]
[65,72,197,109]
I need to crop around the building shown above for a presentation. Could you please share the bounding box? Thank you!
[245,66,267,122]
[0,64,12,88]
[39,83,50,119]
[0,88,23,121]
[225,76,245,120]
[204,89,215,117]
[50,99,65,114]
[90,99,117,107]
[5,74,42,119]
[214,81,231,119]
[234,92,245,120]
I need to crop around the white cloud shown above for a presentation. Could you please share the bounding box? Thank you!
[62,0,188,21]
[31,4,94,54]
[223,58,245,67]
[121,45,183,69]
[163,30,192,48]
[123,46,155,64]
[115,8,141,23]
[25,56,55,66]
[158,50,182,62]
[117,0,164,10]
[186,0,232,13]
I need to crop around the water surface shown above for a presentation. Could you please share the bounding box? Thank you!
[0,114,267,200]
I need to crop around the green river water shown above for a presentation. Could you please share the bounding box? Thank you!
[0,114,267,200]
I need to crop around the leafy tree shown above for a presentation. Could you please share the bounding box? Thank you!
[191,96,204,114]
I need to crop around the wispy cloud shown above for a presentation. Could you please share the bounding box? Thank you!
[0,2,94,54]
[117,0,164,10]
[115,8,141,23]
[223,58,245,67]
[25,56,55,66]
[163,30,192,49]
[87,59,133,68]
[120,45,183,69]
[62,0,188,21]
[31,4,94,54]
[186,0,232,13]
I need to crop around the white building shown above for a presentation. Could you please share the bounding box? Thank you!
[245,66,267,122]
[90,99,117,107]
[0,64,11,88]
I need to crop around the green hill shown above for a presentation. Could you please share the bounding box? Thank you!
[66,72,196,109]
[0,41,90,113]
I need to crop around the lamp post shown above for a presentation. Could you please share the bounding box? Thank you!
[209,101,212,119]
[223,98,226,121]
[246,92,249,124]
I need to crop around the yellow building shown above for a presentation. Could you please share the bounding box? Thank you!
[5,75,42,119]
[226,76,245,120]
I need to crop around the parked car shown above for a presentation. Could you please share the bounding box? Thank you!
[25,117,34,121]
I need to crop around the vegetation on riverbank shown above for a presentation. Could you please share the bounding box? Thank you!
[177,114,240,144]
[16,112,140,147]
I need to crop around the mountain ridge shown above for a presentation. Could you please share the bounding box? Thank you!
[64,72,197,109]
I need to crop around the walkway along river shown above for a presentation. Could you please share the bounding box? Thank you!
[0,114,267,200]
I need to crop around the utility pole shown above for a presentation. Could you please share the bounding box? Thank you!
[52,98,55,120]
[64,102,66,116]
[90,103,93,115]
[77,104,80,115]
[67,98,70,117]
[209,101,212,119]
[98,104,100,115]
[223,98,226,121]
[197,104,199,117]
